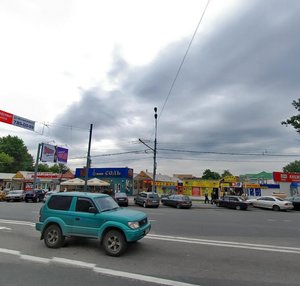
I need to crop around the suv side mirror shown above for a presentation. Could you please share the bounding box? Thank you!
[88,207,98,214]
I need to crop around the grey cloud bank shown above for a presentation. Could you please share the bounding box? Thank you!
[48,0,300,176]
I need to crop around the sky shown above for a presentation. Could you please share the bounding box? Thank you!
[1,0,300,178]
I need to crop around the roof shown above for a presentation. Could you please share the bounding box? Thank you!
[239,171,273,180]
[0,173,15,180]
[51,191,108,198]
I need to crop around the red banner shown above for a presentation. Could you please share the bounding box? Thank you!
[273,172,300,182]
[0,109,13,124]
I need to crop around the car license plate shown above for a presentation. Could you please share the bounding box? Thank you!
[144,227,150,235]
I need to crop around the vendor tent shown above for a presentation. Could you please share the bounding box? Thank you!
[87,178,110,186]
[60,178,85,186]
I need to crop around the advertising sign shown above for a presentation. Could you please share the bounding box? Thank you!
[40,143,56,162]
[0,109,35,131]
[56,146,68,164]
[273,172,300,182]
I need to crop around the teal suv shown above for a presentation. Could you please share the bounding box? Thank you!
[36,192,151,256]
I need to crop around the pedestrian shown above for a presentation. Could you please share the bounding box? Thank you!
[204,192,209,204]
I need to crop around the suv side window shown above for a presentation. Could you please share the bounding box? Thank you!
[76,197,94,213]
[140,193,147,198]
[48,195,73,211]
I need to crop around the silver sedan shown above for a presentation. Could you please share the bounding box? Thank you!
[251,196,294,211]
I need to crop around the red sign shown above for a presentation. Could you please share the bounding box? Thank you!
[273,172,300,182]
[0,109,13,124]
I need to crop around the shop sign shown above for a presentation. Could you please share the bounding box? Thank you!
[222,176,237,182]
[273,172,300,182]
[244,183,260,189]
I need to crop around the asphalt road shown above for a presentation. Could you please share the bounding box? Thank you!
[1,201,300,286]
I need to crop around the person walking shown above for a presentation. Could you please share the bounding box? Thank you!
[204,191,209,204]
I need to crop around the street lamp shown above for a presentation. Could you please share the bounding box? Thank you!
[152,107,158,193]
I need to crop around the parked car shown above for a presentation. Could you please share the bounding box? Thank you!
[36,192,151,257]
[161,194,192,209]
[25,189,46,203]
[5,190,25,202]
[286,196,300,210]
[43,191,57,203]
[0,190,6,201]
[215,195,250,210]
[113,192,129,207]
[250,196,294,211]
[134,192,160,208]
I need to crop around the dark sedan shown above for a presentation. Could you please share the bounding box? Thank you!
[25,189,46,203]
[287,196,300,210]
[215,195,250,210]
[161,194,192,209]
[113,192,129,207]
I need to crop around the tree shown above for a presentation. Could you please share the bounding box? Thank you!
[283,160,300,173]
[221,170,233,178]
[0,152,14,172]
[202,169,221,180]
[49,163,70,173]
[281,99,300,133]
[0,135,34,172]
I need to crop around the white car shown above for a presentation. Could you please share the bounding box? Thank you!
[5,190,25,202]
[251,196,294,211]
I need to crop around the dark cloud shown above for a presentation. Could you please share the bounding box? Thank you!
[51,0,300,175]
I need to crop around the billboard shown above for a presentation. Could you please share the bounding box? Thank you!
[273,172,300,182]
[0,109,35,131]
[40,143,56,162]
[40,143,68,164]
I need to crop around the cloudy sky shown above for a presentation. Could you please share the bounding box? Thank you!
[1,0,300,177]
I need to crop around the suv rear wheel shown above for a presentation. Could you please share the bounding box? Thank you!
[44,224,65,248]
[103,229,127,257]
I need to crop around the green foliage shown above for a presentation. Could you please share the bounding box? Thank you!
[0,135,34,172]
[281,99,300,133]
[202,169,221,180]
[283,160,300,172]
[37,163,70,173]
[221,170,233,178]
[0,152,14,172]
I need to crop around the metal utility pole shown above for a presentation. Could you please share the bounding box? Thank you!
[32,143,42,190]
[84,124,93,192]
[152,107,158,193]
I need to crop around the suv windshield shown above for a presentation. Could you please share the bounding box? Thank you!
[94,196,119,212]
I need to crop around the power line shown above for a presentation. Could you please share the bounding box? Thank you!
[159,0,211,121]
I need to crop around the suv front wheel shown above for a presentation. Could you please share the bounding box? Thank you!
[44,224,65,248]
[103,229,127,257]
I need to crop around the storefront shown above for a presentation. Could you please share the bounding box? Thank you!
[182,179,219,197]
[219,176,242,197]
[133,171,179,195]
[75,167,133,195]
[12,171,62,191]
[273,171,300,196]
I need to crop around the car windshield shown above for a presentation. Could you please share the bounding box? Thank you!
[275,197,284,201]
[94,196,119,212]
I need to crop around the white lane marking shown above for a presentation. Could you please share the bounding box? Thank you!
[0,248,21,255]
[0,226,12,230]
[93,266,199,286]
[146,234,300,254]
[0,219,35,227]
[0,249,200,286]
[52,257,96,268]
[20,254,50,264]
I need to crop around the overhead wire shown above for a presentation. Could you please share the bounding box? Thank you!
[158,0,211,121]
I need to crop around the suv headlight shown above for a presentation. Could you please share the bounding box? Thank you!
[128,221,140,229]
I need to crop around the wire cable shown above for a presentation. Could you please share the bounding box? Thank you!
[159,0,211,121]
